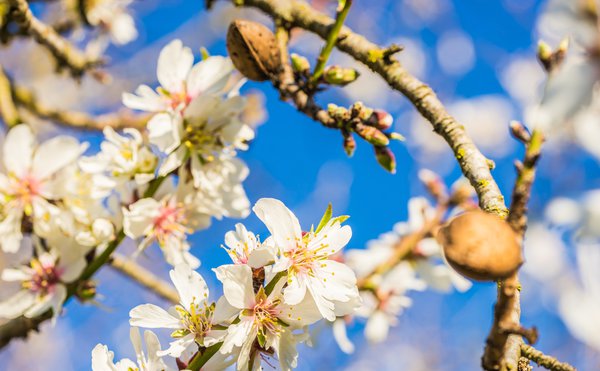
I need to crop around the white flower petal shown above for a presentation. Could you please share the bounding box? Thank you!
[3,124,35,177]
[157,39,194,93]
[213,264,254,309]
[32,136,86,180]
[253,198,302,252]
[169,263,208,309]
[129,303,181,329]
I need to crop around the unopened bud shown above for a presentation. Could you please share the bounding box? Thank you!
[291,53,310,74]
[370,109,393,130]
[537,38,569,73]
[343,132,356,157]
[509,120,531,143]
[418,169,447,200]
[323,65,360,86]
[449,179,475,206]
[389,132,405,141]
[328,103,348,119]
[76,280,97,302]
[355,123,389,146]
[374,146,396,173]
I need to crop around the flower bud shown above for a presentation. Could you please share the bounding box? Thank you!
[323,66,359,86]
[537,38,568,73]
[374,146,396,173]
[343,132,356,157]
[354,123,389,146]
[449,179,475,207]
[76,280,97,302]
[370,110,393,130]
[437,210,522,281]
[291,53,310,74]
[509,120,531,143]
[226,20,281,81]
[418,169,447,200]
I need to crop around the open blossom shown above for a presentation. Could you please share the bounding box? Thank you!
[129,264,229,359]
[214,264,321,371]
[92,327,171,371]
[80,127,157,187]
[122,39,234,113]
[123,180,210,268]
[149,92,254,182]
[0,125,87,252]
[86,0,138,45]
[223,223,275,268]
[356,262,426,344]
[253,198,360,321]
[0,241,87,320]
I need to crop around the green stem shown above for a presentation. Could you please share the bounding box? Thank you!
[264,271,287,296]
[309,0,352,86]
[188,342,223,371]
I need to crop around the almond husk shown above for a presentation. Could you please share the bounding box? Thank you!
[437,210,523,281]
[226,19,281,81]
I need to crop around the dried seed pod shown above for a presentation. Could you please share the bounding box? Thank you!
[437,210,523,281]
[226,19,281,81]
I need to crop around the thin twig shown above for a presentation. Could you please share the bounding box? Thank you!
[11,83,149,130]
[356,202,447,290]
[0,65,19,127]
[482,127,544,371]
[109,254,179,304]
[7,0,103,77]
[229,0,507,216]
[309,0,352,86]
[520,344,576,371]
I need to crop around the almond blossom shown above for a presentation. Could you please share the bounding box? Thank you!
[222,223,275,268]
[123,179,210,268]
[0,125,87,252]
[214,264,321,371]
[122,39,234,113]
[253,198,361,321]
[91,327,171,371]
[149,92,254,185]
[129,264,230,359]
[79,127,157,189]
[0,240,88,320]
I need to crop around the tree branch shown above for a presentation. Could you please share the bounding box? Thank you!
[7,0,103,78]
[0,65,19,127]
[482,126,544,370]
[11,83,149,130]
[109,253,179,304]
[227,0,508,217]
[520,344,576,371]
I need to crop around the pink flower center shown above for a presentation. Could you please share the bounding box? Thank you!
[153,203,188,244]
[24,258,63,295]
[11,173,41,207]
[169,89,192,111]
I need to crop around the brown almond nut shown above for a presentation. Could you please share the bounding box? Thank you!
[437,210,523,281]
[226,19,281,81]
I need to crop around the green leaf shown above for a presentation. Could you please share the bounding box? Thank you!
[331,215,350,225]
[315,203,333,234]
[200,47,210,60]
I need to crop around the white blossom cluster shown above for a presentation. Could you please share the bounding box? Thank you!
[0,40,254,323]
[58,0,138,53]
[91,198,361,371]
